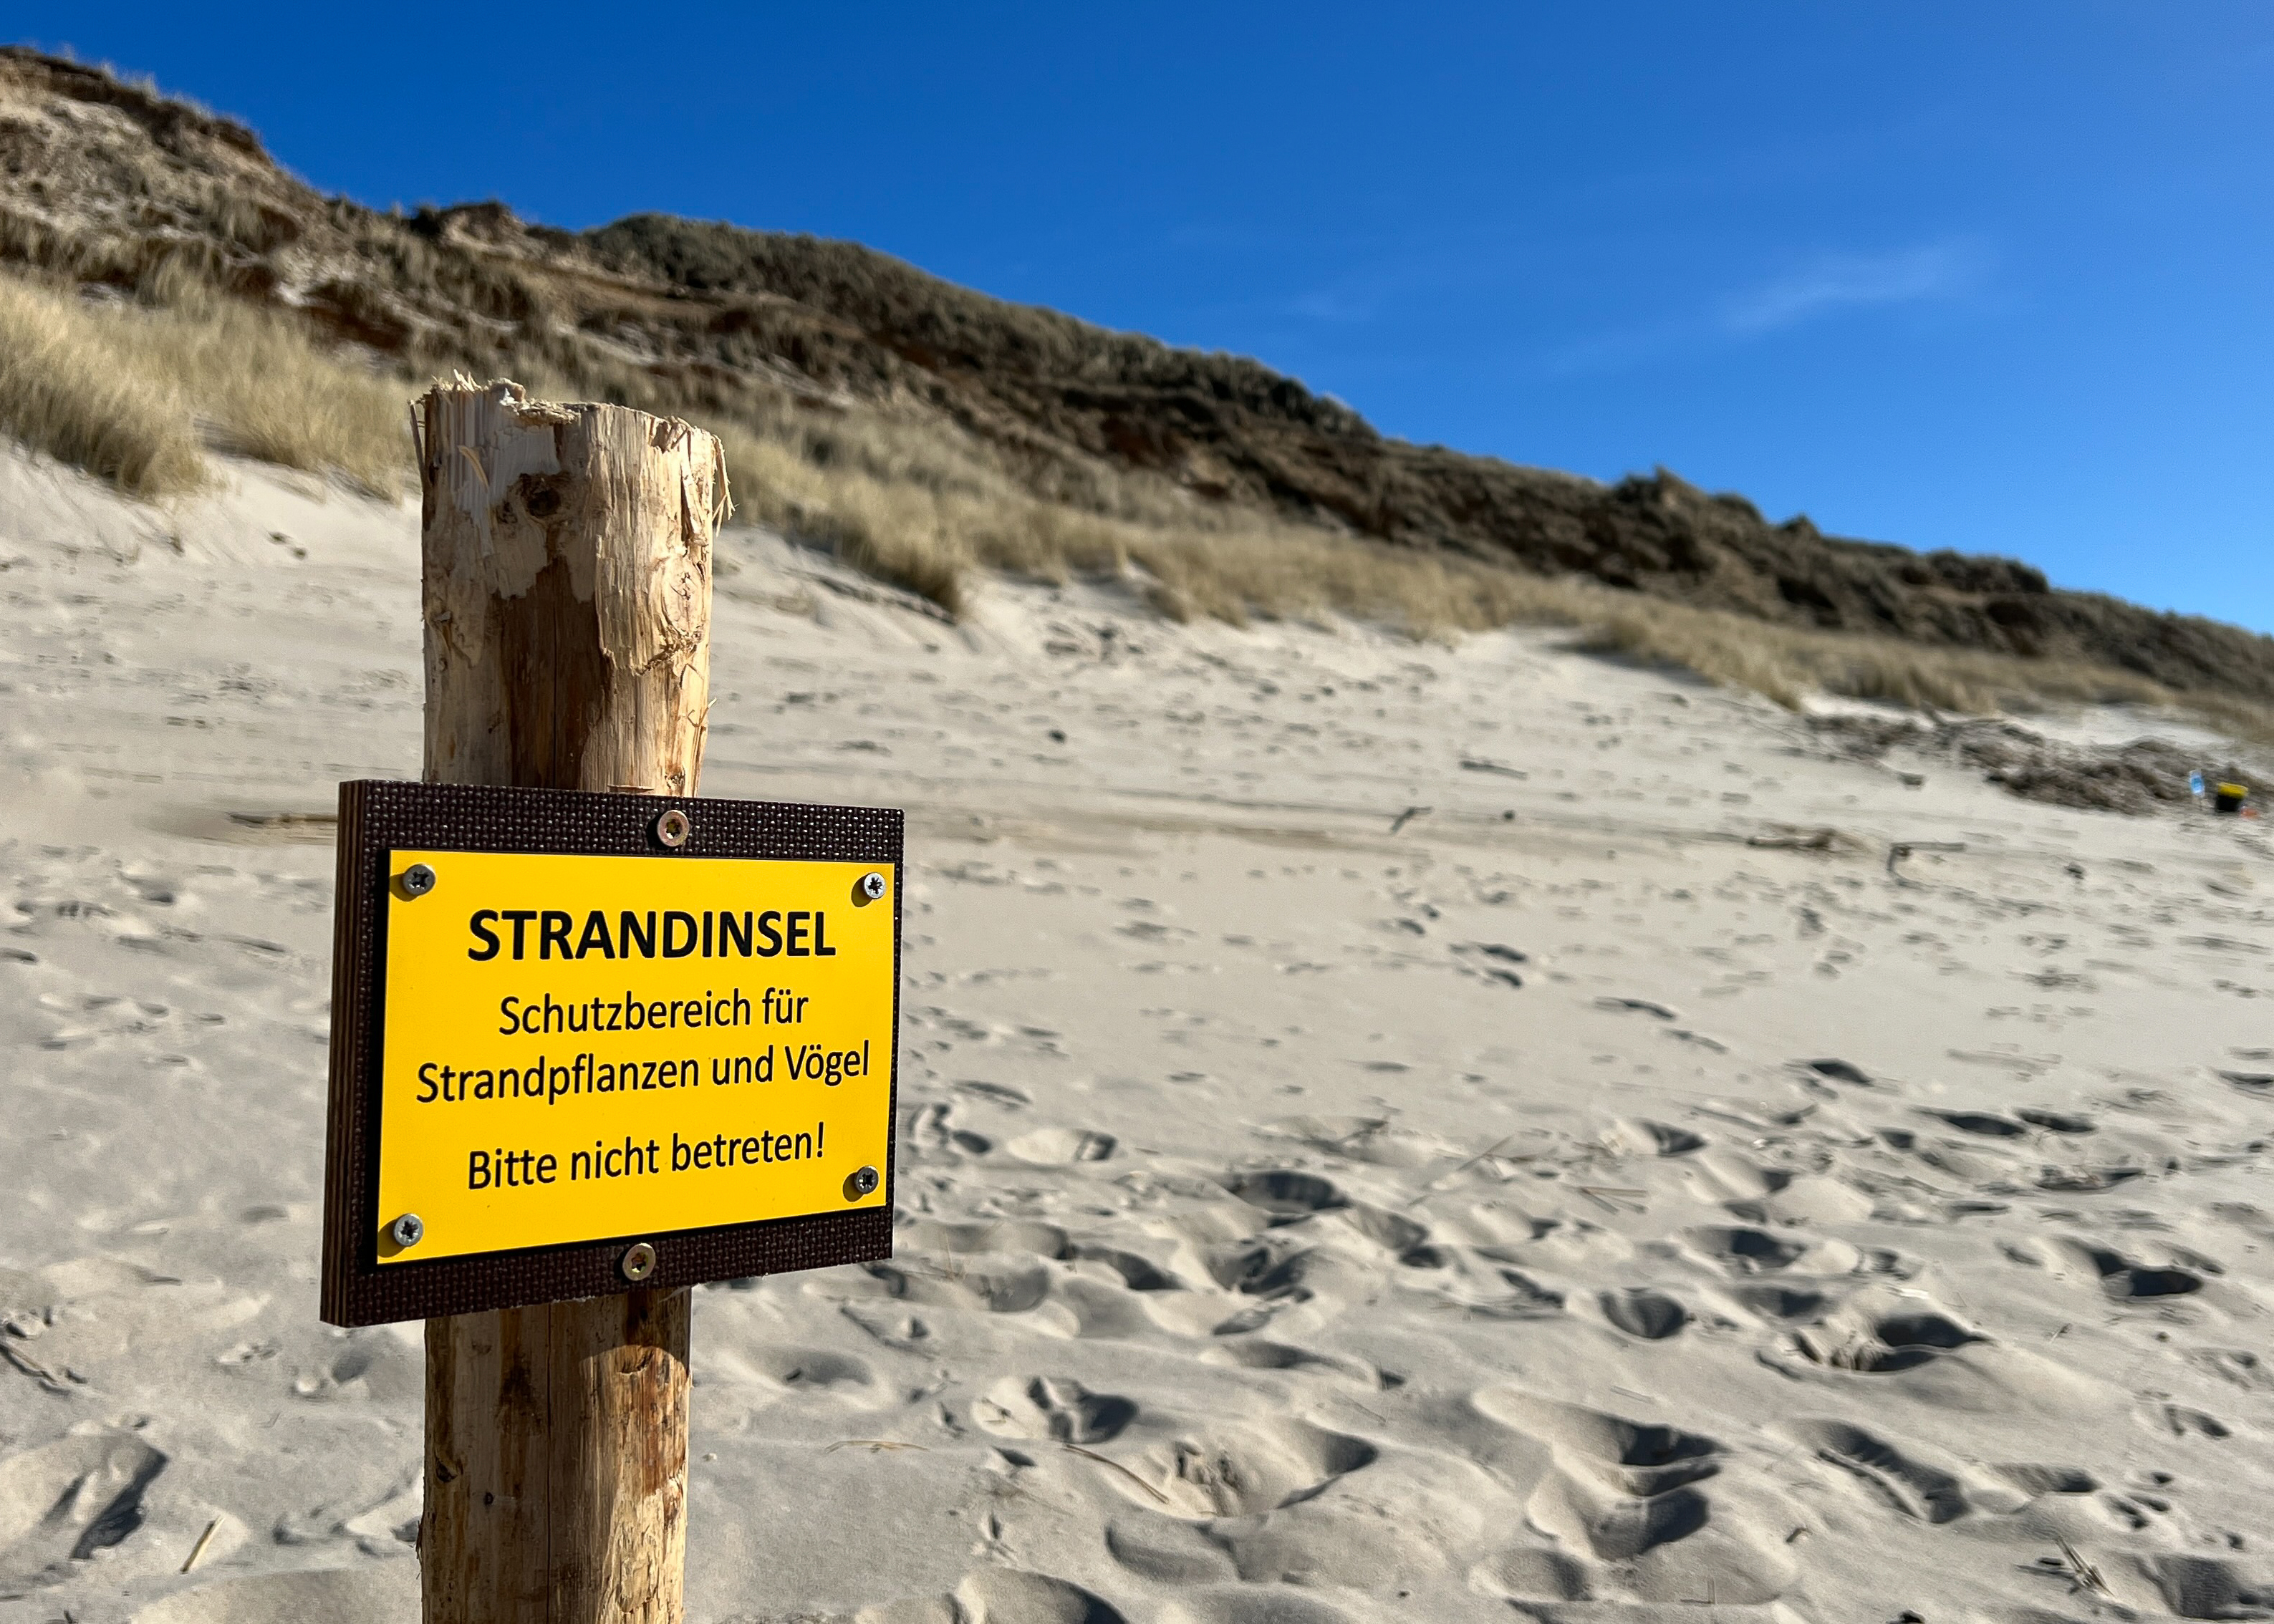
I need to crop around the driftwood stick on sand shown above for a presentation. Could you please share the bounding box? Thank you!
[415,379,726,1624]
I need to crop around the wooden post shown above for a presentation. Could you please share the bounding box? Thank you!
[412,379,728,1624]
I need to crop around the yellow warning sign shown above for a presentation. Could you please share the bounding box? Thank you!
[373,849,895,1265]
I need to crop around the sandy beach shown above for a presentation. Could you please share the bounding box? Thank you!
[2,443,2272,1624]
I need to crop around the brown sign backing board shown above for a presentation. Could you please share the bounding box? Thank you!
[321,780,901,1327]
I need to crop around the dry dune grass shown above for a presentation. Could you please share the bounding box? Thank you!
[717,433,2274,741]
[7,266,2267,744]
[0,273,204,495]
[143,299,409,493]
[1587,599,2154,714]
[0,269,408,496]
[715,420,1588,633]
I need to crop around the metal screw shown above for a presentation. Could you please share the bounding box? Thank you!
[857,871,887,902]
[400,863,437,898]
[846,1165,880,1200]
[654,809,691,849]
[391,1213,424,1249]
[620,1241,657,1282]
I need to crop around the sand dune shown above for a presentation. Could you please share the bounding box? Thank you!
[1,443,2271,1622]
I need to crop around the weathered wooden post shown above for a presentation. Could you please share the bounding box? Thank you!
[322,377,897,1624]
[413,379,723,1624]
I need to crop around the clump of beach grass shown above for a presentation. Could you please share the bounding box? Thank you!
[0,267,409,496]
[0,272,204,496]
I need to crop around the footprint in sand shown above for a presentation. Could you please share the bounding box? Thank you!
[1596,997,1677,1019]
[1992,1462,2098,1496]
[1102,1517,1241,1587]
[2047,1237,2208,1300]
[1689,1149,1793,1205]
[1924,1108,2031,1137]
[1219,1169,1349,1214]
[2189,1348,2274,1391]
[1397,1239,1566,1320]
[1798,1058,1874,1086]
[2152,1403,2232,1439]
[1114,1418,1377,1519]
[954,1079,1033,1108]
[1199,1232,1360,1309]
[1681,1224,1806,1273]
[1475,1392,1720,1498]
[1594,1287,1690,1340]
[1684,1224,1896,1280]
[0,1428,167,1591]
[1467,1544,1593,1605]
[309,1330,423,1403]
[2034,1164,2144,1193]
[339,1481,422,1548]
[1067,1243,1185,1292]
[1006,1126,1119,1164]
[854,1255,1052,1314]
[1723,1282,1830,1322]
[876,1224,1084,1315]
[950,1568,1128,1624]
[1783,1418,2000,1524]
[1197,1340,1387,1386]
[1528,1473,1709,1563]
[1455,942,1528,989]
[1786,1292,1982,1374]
[1475,1392,1793,1604]
[973,1375,1136,1444]
[1611,1118,1705,1156]
[906,1100,995,1158]
[733,1345,877,1396]
[1334,1201,1429,1254]
[2118,1555,2274,1621]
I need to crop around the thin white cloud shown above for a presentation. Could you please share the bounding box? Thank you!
[1536,319,1692,379]
[1720,243,1983,336]
[1288,289,1374,323]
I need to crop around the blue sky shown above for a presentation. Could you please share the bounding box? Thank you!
[21,4,2274,630]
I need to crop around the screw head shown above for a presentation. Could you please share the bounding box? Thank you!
[400,863,437,898]
[390,1213,424,1249]
[620,1242,657,1282]
[654,809,691,849]
[846,1165,881,1200]
[858,871,887,902]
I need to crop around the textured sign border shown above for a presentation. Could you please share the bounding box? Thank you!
[320,780,900,1326]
